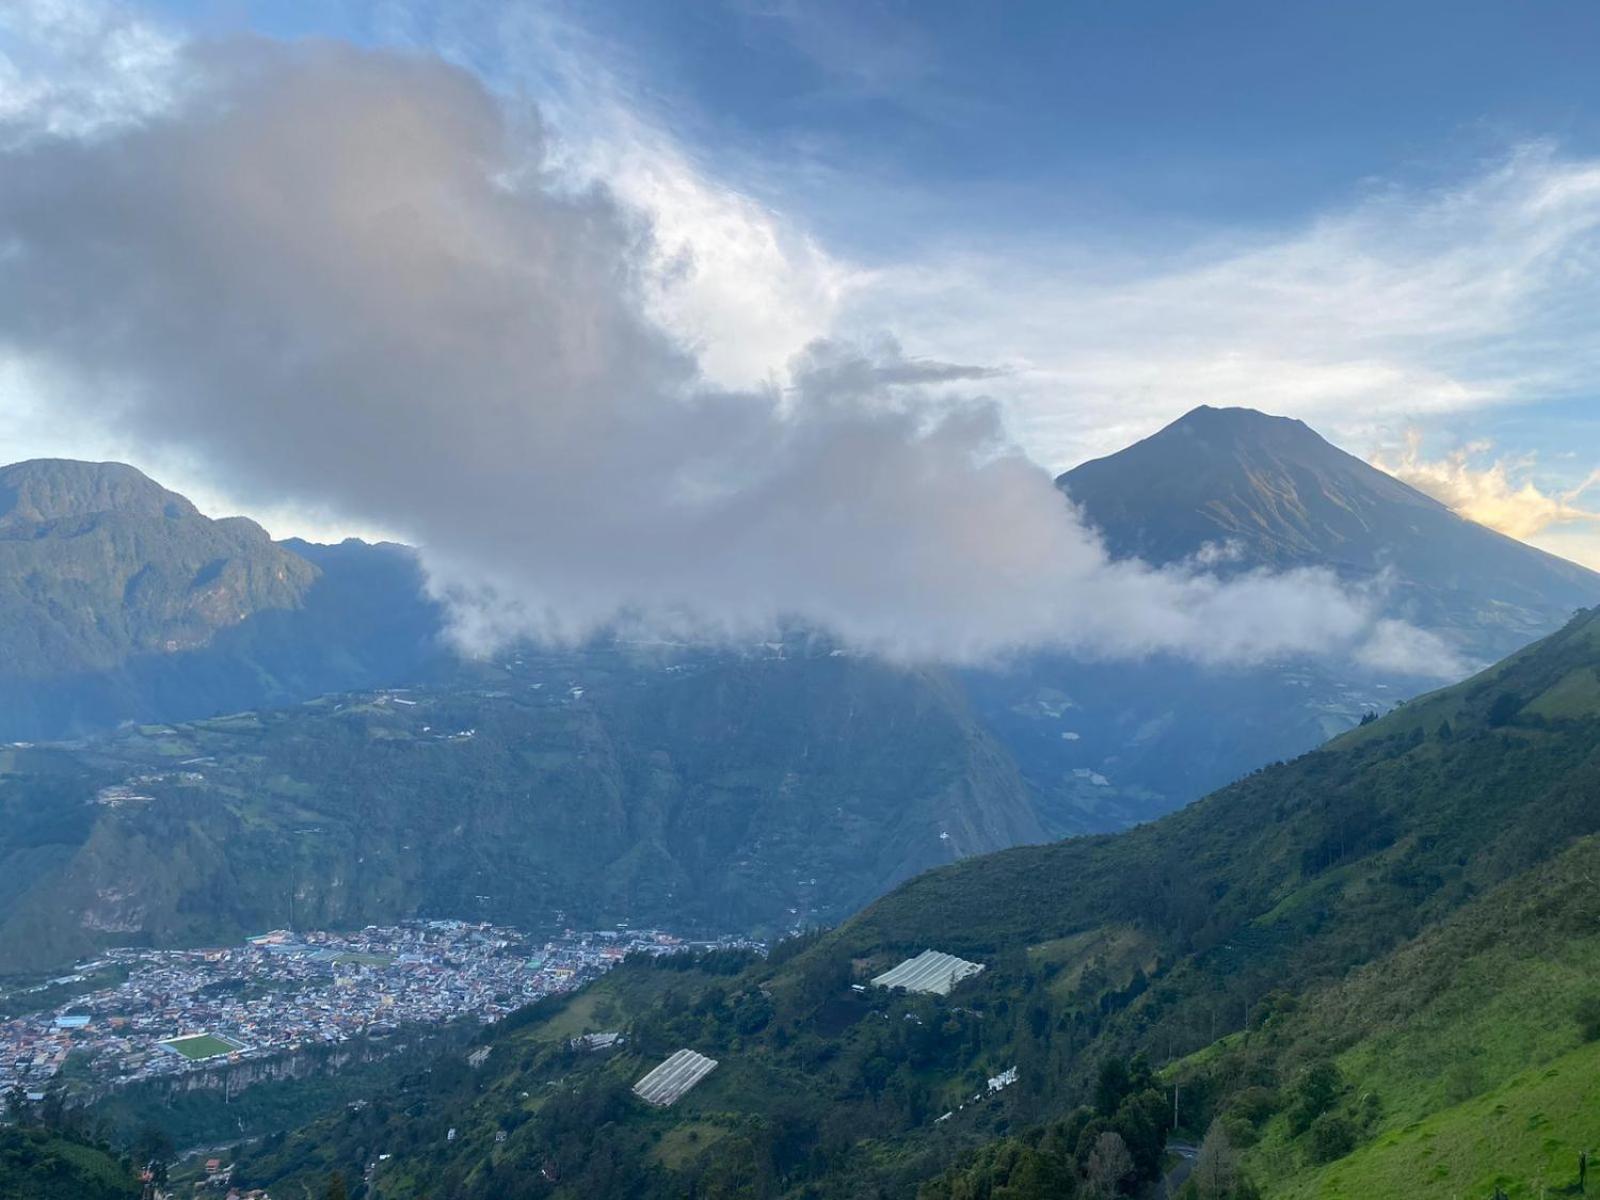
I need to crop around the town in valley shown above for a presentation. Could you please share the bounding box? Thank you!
[0,920,758,1102]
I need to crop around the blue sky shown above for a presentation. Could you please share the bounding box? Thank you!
[157,0,1600,241]
[5,0,1600,567]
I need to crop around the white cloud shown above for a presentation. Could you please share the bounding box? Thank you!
[574,120,864,391]
[1371,431,1600,564]
[372,0,864,392]
[0,5,1585,674]
[0,0,180,140]
[0,38,1454,677]
[846,145,1600,470]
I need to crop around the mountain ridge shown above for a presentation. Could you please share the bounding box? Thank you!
[0,460,446,738]
[0,459,315,682]
[0,457,201,528]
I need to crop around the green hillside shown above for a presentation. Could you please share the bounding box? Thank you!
[220,605,1600,1199]
[1276,1040,1600,1200]
[1167,832,1600,1199]
[0,1126,141,1200]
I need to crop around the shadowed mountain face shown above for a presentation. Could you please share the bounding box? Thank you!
[1061,405,1446,567]
[0,459,445,739]
[0,461,1047,968]
[0,649,1045,972]
[959,406,1600,830]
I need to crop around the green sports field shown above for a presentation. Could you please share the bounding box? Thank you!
[160,1033,242,1060]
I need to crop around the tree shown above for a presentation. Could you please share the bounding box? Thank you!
[1181,1118,1263,1199]
[1094,1058,1131,1116]
[1190,1119,1240,1199]
[1307,1112,1356,1164]
[1487,691,1522,727]
[1288,1060,1342,1134]
[326,1171,349,1200]
[1083,1130,1133,1199]
[133,1123,174,1185]
[1576,991,1600,1042]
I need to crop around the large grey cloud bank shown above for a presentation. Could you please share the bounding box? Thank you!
[0,39,1453,673]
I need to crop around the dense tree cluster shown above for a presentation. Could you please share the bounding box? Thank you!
[919,1055,1181,1199]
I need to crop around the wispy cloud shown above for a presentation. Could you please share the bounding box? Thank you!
[1372,431,1600,551]
[851,144,1600,468]
[373,0,868,392]
[0,0,179,141]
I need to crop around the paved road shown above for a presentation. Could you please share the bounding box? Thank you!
[1157,1140,1200,1198]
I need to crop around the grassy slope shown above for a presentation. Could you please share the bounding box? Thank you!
[1175,833,1600,1197]
[1284,1041,1600,1200]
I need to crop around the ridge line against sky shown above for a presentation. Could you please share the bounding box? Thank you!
[0,0,1597,605]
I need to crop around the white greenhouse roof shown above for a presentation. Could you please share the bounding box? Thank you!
[632,1048,719,1107]
[870,949,985,996]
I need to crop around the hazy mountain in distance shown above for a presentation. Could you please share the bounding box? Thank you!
[0,459,446,739]
[963,406,1600,830]
[1060,404,1599,656]
[8,418,1596,834]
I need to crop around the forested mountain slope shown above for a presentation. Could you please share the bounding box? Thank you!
[0,1124,140,1200]
[0,647,1044,971]
[230,605,1600,1198]
[1168,834,1600,1198]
